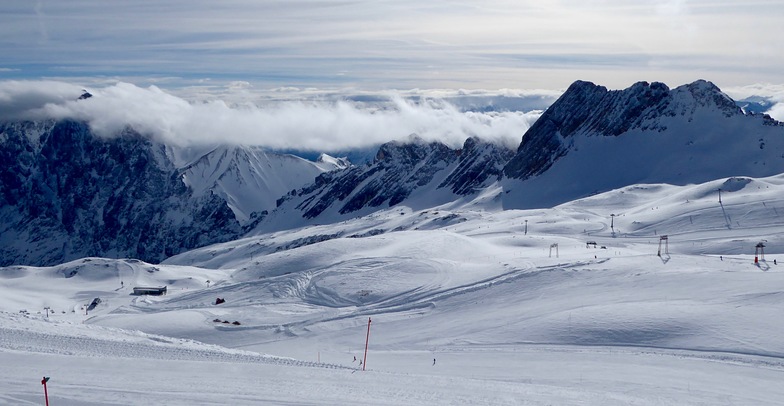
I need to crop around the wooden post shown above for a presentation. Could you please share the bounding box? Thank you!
[363,317,371,371]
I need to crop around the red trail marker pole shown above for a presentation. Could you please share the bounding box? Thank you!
[41,376,50,406]
[362,317,372,371]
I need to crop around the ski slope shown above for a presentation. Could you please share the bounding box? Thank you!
[3,175,784,404]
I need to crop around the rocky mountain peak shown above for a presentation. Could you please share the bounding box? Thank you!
[503,79,746,181]
[373,135,447,165]
[0,119,243,266]
[316,153,351,170]
[500,79,784,209]
[673,80,741,116]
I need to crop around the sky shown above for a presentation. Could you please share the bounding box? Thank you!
[1,1,783,151]
[1,0,783,93]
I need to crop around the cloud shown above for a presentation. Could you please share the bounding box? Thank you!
[723,83,784,122]
[227,81,252,90]
[763,100,784,122]
[1,80,544,152]
[0,80,85,119]
[722,83,784,100]
[766,105,784,122]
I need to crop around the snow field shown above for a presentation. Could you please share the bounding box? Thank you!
[3,174,784,404]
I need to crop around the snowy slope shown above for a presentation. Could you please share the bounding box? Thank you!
[3,174,784,404]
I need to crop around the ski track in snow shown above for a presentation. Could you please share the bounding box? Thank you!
[0,313,348,371]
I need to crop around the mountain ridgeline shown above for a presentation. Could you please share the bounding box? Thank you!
[273,136,514,221]
[1,79,782,265]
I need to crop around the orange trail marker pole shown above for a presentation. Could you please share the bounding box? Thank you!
[41,377,50,406]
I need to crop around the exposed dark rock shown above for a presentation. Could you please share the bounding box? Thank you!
[0,120,242,266]
[286,136,513,220]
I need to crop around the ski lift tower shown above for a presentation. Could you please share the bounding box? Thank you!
[657,235,669,257]
[755,242,766,264]
[610,213,619,237]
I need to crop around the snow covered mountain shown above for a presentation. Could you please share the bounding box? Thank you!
[177,145,342,223]
[0,120,338,266]
[262,79,784,226]
[3,79,783,265]
[501,80,784,208]
[264,135,513,230]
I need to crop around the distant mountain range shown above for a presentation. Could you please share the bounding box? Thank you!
[1,80,782,265]
[0,120,340,266]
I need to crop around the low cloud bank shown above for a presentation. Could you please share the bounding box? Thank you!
[724,83,784,122]
[0,80,544,151]
[765,103,784,122]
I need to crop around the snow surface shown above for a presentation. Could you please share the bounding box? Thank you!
[3,174,784,404]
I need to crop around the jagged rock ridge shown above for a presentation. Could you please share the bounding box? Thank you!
[0,120,245,266]
[273,136,513,221]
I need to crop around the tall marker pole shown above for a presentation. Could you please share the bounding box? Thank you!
[363,317,372,371]
[41,376,50,406]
